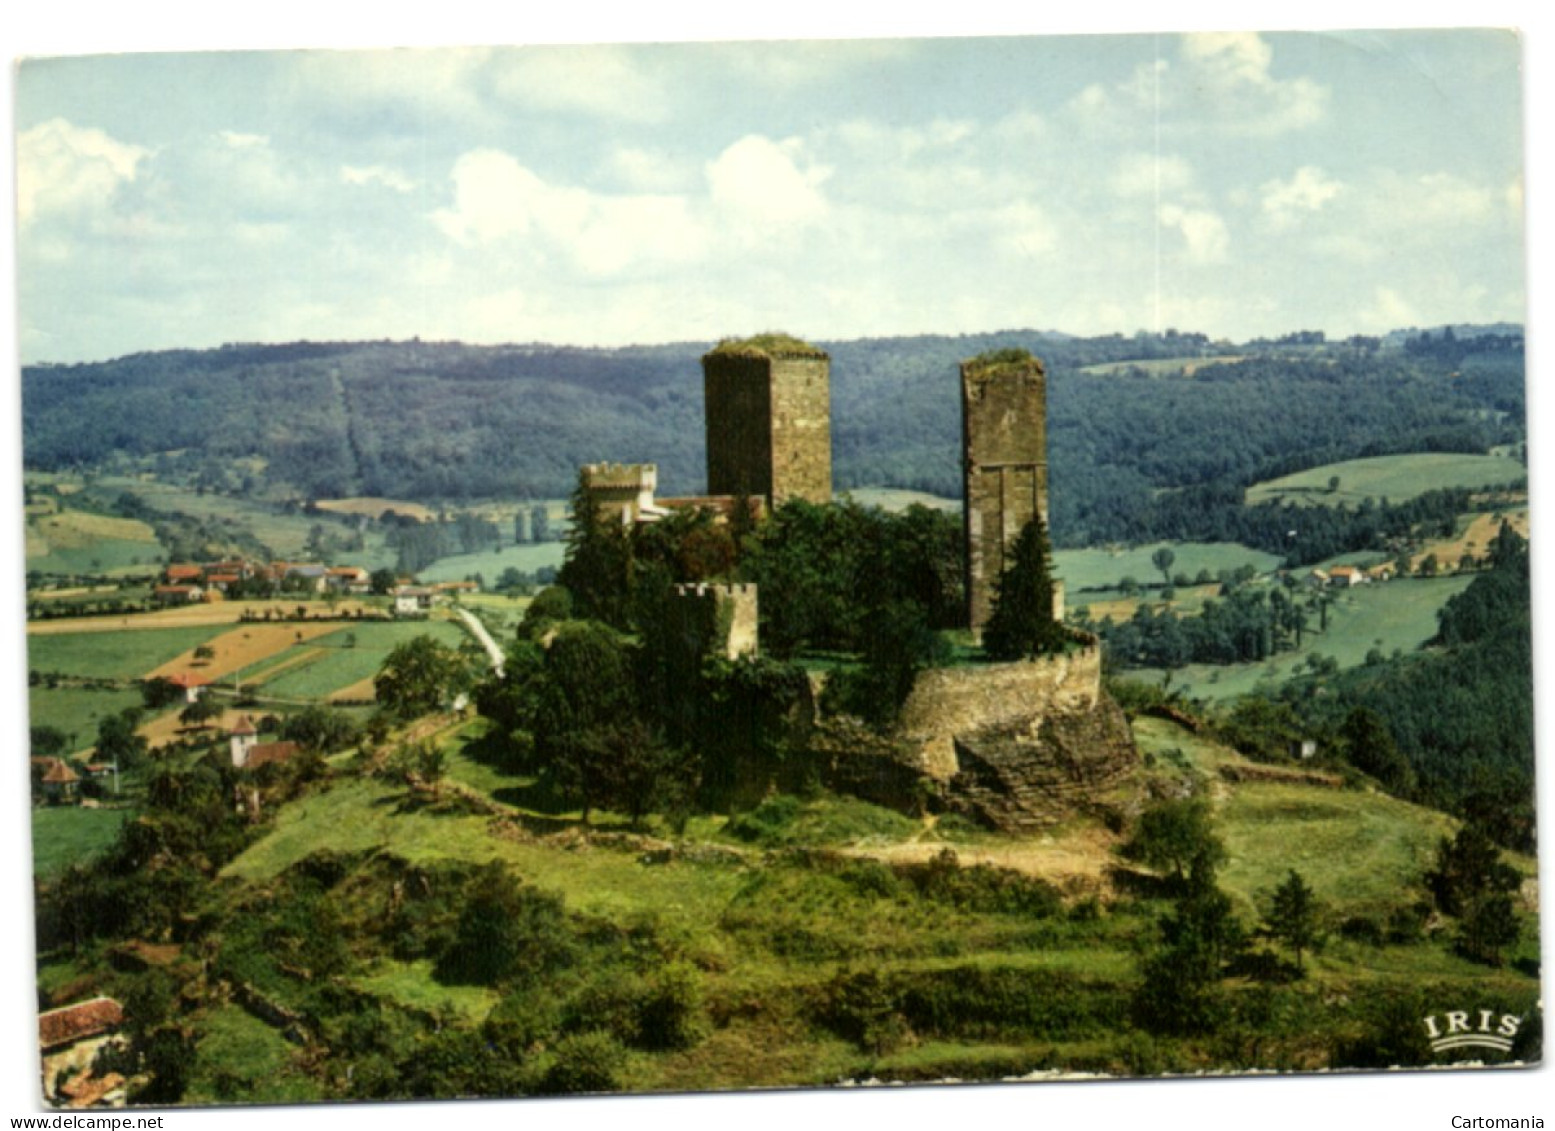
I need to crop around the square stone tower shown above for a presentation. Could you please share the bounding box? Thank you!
[702,334,831,507]
[961,349,1049,634]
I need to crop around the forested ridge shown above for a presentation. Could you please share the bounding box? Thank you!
[23,328,1523,551]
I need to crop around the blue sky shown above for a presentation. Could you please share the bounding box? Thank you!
[13,27,1527,362]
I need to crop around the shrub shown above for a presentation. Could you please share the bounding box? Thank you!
[536,1031,626,1095]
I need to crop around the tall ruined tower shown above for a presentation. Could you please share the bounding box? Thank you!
[702,334,831,508]
[961,349,1052,635]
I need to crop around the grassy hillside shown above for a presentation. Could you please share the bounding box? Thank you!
[1117,575,1475,702]
[1246,452,1525,508]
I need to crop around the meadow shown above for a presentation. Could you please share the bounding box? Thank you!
[1245,452,1525,508]
[1055,542,1282,593]
[31,805,131,879]
[416,542,566,583]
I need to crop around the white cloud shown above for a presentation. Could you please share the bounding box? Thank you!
[17,118,148,226]
[341,164,417,193]
[1158,203,1230,263]
[432,148,705,277]
[219,130,270,149]
[1260,166,1343,228]
[1111,153,1194,198]
[1361,286,1421,329]
[706,135,829,227]
[1070,33,1327,137]
[486,45,670,123]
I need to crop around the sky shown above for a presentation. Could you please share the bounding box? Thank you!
[12,26,1528,363]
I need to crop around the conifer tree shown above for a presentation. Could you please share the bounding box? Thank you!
[982,515,1066,659]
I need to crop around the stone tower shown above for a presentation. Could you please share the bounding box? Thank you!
[702,335,831,507]
[670,583,759,660]
[961,349,1053,634]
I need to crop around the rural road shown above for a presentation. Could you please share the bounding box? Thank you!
[454,607,505,678]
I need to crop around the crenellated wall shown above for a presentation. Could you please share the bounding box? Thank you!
[896,642,1103,779]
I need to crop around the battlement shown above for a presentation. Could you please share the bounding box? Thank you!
[668,582,759,659]
[582,462,658,491]
[673,582,758,599]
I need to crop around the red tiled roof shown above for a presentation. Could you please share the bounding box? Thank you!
[164,672,210,688]
[206,573,241,584]
[165,565,203,581]
[42,761,80,785]
[38,998,123,1050]
[230,715,257,736]
[245,741,300,768]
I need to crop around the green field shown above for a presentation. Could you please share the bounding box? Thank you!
[26,625,229,680]
[1245,452,1525,508]
[26,537,167,577]
[27,686,146,741]
[1055,542,1282,593]
[250,619,472,701]
[1120,574,1475,701]
[416,542,566,584]
[31,805,131,878]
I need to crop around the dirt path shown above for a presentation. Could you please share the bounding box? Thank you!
[839,823,1122,895]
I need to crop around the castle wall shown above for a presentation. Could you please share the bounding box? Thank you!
[768,356,832,506]
[961,357,1049,633]
[895,643,1102,780]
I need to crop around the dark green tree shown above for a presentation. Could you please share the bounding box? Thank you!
[141,676,184,710]
[556,474,635,630]
[1339,706,1414,793]
[375,635,474,720]
[435,863,576,986]
[1151,546,1176,588]
[982,515,1066,660]
[1264,869,1323,973]
[279,705,362,753]
[1119,797,1227,892]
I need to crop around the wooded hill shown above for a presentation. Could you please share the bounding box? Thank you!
[22,328,1524,550]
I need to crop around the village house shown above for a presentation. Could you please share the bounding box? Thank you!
[163,671,211,703]
[326,565,371,593]
[38,997,126,1107]
[153,583,203,606]
[393,585,434,617]
[32,757,80,804]
[228,715,300,769]
[1327,565,1367,587]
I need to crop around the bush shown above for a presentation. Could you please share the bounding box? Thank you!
[536,1031,626,1095]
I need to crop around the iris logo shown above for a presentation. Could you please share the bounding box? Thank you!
[1423,1009,1521,1055]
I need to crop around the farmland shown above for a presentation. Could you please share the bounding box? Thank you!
[31,806,131,880]
[27,625,229,679]
[1245,452,1525,508]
